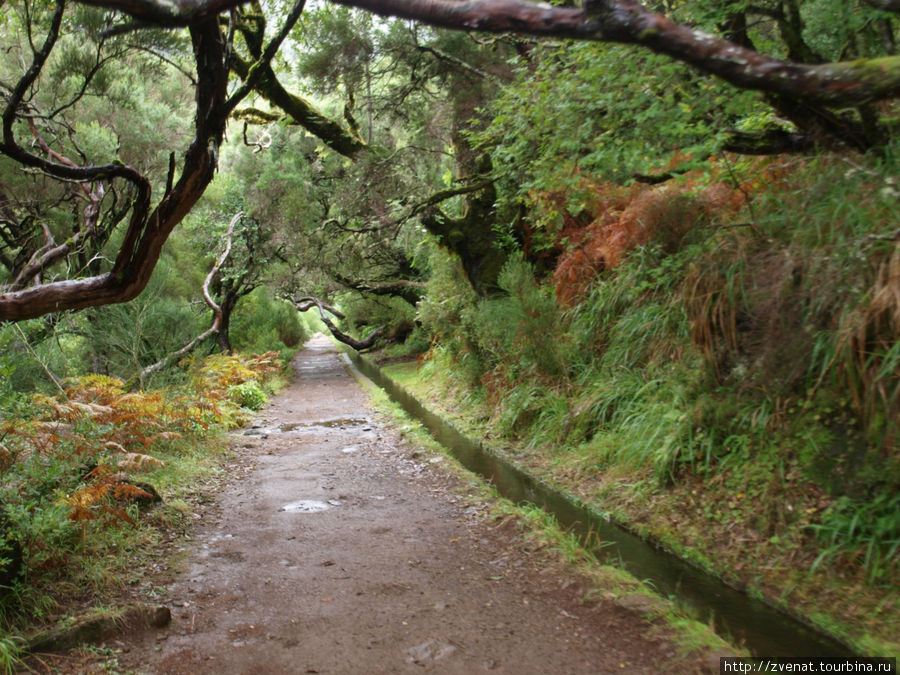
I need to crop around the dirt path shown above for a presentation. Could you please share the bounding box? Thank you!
[118,336,690,674]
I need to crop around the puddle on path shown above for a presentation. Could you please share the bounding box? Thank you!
[279,418,370,432]
[280,499,341,513]
[243,418,373,436]
[281,500,331,513]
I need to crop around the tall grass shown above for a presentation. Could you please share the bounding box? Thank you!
[0,633,22,675]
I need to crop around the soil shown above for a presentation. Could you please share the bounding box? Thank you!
[102,336,701,674]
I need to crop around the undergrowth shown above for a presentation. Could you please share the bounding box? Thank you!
[0,350,284,654]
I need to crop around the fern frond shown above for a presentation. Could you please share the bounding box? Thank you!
[112,483,154,501]
[83,464,115,481]
[65,482,112,511]
[102,506,137,526]
[64,375,125,404]
[117,452,166,471]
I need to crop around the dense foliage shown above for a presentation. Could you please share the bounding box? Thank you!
[411,147,900,650]
[0,0,898,657]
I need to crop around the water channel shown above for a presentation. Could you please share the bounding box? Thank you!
[345,352,856,658]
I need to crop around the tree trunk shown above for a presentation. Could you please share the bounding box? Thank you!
[420,71,506,296]
[217,294,236,353]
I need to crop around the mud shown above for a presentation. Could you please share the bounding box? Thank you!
[116,336,692,674]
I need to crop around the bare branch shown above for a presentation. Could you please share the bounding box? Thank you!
[242,121,272,152]
[321,317,384,351]
[133,211,242,386]
[202,211,242,314]
[10,228,87,291]
[132,321,219,386]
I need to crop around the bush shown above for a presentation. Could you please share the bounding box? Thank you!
[227,380,267,411]
[469,253,569,381]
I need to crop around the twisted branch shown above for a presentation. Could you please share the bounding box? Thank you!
[133,211,242,386]
[293,296,384,350]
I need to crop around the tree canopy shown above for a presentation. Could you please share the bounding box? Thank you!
[0,0,898,322]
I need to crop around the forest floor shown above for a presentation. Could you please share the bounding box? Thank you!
[51,335,723,674]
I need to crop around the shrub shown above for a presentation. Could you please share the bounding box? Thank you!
[227,381,267,411]
[0,349,284,627]
[552,178,744,306]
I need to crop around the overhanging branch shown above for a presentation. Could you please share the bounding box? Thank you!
[32,0,900,108]
[224,0,306,114]
[74,0,248,27]
[294,296,345,319]
[293,296,384,351]
[0,18,231,320]
[328,0,900,106]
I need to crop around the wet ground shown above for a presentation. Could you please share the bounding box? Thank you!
[117,336,692,674]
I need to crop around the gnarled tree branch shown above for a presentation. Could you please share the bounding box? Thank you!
[20,0,900,108]
[327,271,426,305]
[228,1,368,157]
[131,211,242,387]
[294,296,345,320]
[0,15,234,320]
[74,0,247,27]
[328,0,900,106]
